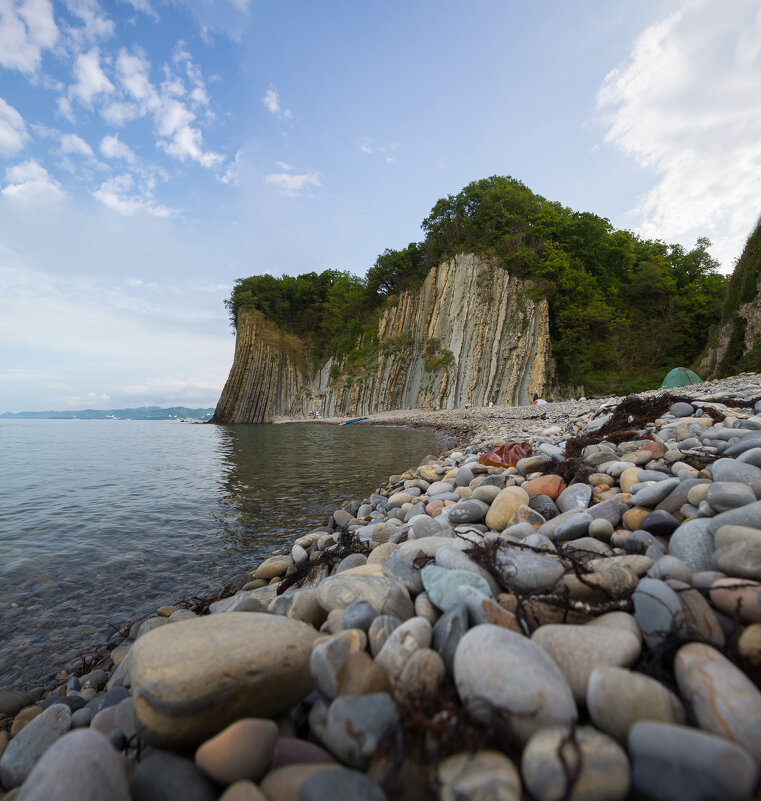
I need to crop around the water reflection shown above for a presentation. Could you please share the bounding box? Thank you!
[0,420,444,688]
[213,423,445,554]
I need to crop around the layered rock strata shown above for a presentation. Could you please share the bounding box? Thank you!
[213,254,553,424]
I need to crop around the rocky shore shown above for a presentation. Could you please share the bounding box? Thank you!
[2,373,761,800]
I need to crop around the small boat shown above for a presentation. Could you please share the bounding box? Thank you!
[339,417,368,425]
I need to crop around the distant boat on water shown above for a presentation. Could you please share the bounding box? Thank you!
[339,417,368,426]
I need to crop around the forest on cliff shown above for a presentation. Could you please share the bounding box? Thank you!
[226,176,728,395]
[702,217,761,376]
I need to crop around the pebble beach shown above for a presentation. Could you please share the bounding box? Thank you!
[2,372,761,801]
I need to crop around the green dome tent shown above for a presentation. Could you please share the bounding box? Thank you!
[661,367,703,389]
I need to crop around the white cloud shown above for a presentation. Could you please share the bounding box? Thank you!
[598,0,761,269]
[65,391,110,406]
[92,172,175,216]
[357,137,399,162]
[63,0,113,43]
[160,124,223,167]
[0,0,58,74]
[115,48,158,110]
[115,46,224,169]
[265,168,321,197]
[56,95,75,122]
[60,131,93,157]
[218,149,241,185]
[70,47,114,106]
[2,159,65,203]
[100,100,138,126]
[100,133,135,162]
[262,88,279,114]
[154,97,194,137]
[0,256,232,410]
[0,97,29,156]
[118,0,158,21]
[261,86,293,119]
[275,161,294,171]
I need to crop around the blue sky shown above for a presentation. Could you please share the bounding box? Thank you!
[1,0,760,412]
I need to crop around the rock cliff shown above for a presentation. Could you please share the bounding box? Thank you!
[700,218,761,377]
[212,254,553,424]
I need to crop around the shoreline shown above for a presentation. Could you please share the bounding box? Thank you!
[2,371,761,799]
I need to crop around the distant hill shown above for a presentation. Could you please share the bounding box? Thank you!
[0,406,215,421]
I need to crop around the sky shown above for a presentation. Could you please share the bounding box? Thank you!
[1,0,760,412]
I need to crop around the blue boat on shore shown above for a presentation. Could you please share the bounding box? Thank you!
[339,417,368,425]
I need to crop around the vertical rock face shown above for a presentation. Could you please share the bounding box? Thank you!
[212,254,553,424]
[211,312,317,424]
[701,219,761,377]
[701,273,761,375]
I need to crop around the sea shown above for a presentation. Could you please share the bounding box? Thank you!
[0,419,446,690]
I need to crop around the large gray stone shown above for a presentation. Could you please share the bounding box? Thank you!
[374,617,431,686]
[494,547,564,592]
[16,729,128,801]
[299,768,386,801]
[710,459,761,498]
[521,725,630,801]
[367,615,402,657]
[0,704,71,788]
[437,750,521,801]
[713,540,761,579]
[531,624,641,703]
[454,625,576,744]
[322,693,399,769]
[421,565,493,611]
[556,483,592,513]
[668,518,715,572]
[628,721,758,801]
[707,500,761,534]
[435,547,500,596]
[310,631,364,699]
[706,482,757,513]
[631,478,680,509]
[552,513,593,542]
[738,446,761,467]
[381,552,423,595]
[432,603,469,675]
[675,642,761,763]
[723,434,761,457]
[316,574,413,619]
[586,666,686,744]
[587,499,622,526]
[447,499,489,524]
[129,613,318,747]
[132,751,219,801]
[633,578,684,649]
[398,536,464,561]
[655,478,710,514]
[0,690,34,716]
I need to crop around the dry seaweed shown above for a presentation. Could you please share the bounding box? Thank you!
[563,428,656,460]
[537,456,598,485]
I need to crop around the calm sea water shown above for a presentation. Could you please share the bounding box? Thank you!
[0,420,445,689]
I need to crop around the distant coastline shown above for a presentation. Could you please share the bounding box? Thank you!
[0,406,214,421]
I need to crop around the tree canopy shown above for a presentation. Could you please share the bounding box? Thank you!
[226,175,728,394]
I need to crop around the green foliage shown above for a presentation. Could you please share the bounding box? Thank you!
[711,217,761,377]
[226,175,729,394]
[414,176,726,393]
[423,338,455,371]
